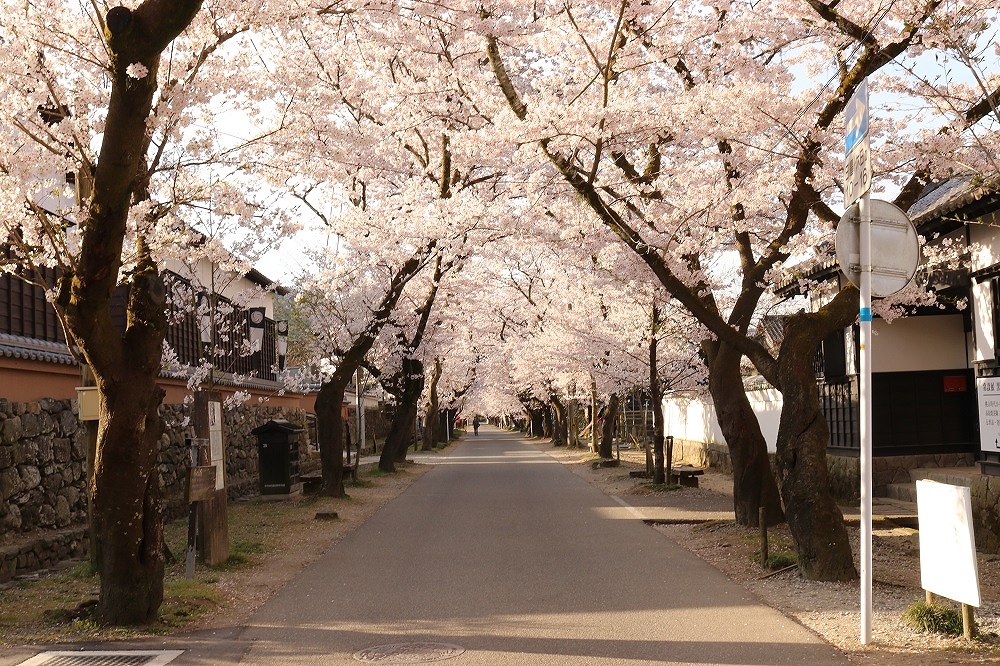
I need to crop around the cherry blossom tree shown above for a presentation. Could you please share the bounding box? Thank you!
[0,0,316,623]
[332,0,1000,579]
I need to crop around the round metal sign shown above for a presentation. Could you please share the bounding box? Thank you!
[835,199,919,298]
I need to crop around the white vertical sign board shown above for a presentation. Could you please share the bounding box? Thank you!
[977,376,1000,453]
[209,400,225,490]
[916,479,980,607]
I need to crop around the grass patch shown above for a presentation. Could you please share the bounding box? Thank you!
[639,482,682,493]
[157,578,220,629]
[759,551,797,569]
[902,601,966,636]
[231,540,267,556]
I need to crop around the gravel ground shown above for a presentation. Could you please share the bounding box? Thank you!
[542,443,1000,664]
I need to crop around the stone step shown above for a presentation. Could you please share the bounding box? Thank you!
[907,466,979,487]
[884,482,918,503]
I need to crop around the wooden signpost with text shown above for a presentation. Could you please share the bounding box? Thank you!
[193,390,229,566]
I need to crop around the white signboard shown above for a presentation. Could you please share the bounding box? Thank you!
[209,401,225,490]
[977,376,1000,453]
[917,480,980,607]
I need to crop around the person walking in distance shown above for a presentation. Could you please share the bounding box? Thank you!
[473,416,480,436]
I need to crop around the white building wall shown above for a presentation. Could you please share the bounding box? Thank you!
[663,387,783,453]
[164,258,274,318]
[970,222,1000,362]
[872,314,968,372]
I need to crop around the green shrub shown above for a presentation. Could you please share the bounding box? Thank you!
[901,601,965,636]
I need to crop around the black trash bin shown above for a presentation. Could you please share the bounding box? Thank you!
[251,419,304,495]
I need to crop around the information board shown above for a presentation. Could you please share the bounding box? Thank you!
[977,376,1000,453]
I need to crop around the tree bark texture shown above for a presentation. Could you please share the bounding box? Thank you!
[650,306,666,484]
[598,394,620,459]
[567,400,580,447]
[525,405,545,437]
[774,288,859,581]
[705,341,784,527]
[542,405,553,439]
[90,371,166,625]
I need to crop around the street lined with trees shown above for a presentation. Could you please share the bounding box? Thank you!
[2,0,998,625]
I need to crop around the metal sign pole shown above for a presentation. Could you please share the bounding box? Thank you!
[859,190,873,644]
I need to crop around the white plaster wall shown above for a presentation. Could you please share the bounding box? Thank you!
[663,388,783,453]
[871,314,968,372]
[970,222,1000,272]
[164,258,274,317]
[969,222,1000,362]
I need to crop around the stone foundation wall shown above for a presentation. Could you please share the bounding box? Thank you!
[825,452,978,502]
[1,397,313,582]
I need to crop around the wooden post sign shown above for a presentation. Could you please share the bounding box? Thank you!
[186,466,217,503]
[193,390,230,566]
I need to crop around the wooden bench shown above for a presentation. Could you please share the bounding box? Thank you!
[299,465,357,493]
[670,465,705,488]
[299,472,322,493]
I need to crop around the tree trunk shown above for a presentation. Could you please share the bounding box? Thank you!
[774,289,859,581]
[542,405,553,439]
[314,375,349,497]
[705,340,784,527]
[419,359,442,453]
[650,308,666,484]
[591,379,599,453]
[91,371,166,625]
[598,394,620,459]
[567,400,580,448]
[379,358,425,470]
[550,395,568,446]
[526,406,545,437]
[53,0,202,626]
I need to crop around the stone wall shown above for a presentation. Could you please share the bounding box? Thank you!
[825,452,978,502]
[0,399,87,539]
[671,437,1000,554]
[1,397,313,582]
[158,403,314,518]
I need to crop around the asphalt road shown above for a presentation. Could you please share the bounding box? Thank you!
[228,427,849,666]
[0,427,851,666]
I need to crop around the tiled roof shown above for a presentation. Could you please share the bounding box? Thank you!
[0,332,286,392]
[908,176,1000,226]
[0,333,78,365]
